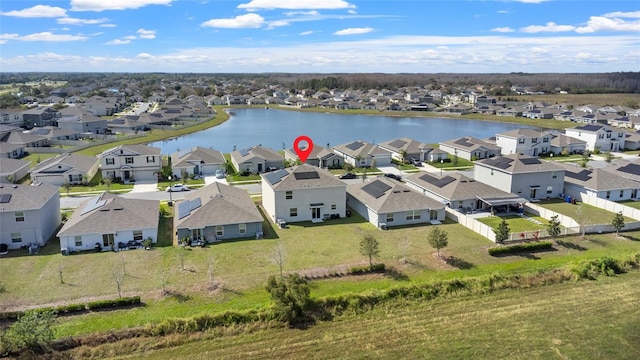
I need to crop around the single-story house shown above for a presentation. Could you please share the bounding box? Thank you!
[557,162,640,202]
[0,158,30,183]
[332,140,392,168]
[30,153,100,186]
[230,145,284,174]
[170,146,225,178]
[439,136,501,160]
[378,137,434,163]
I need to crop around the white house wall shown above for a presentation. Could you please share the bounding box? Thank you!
[271,186,346,223]
[0,195,60,250]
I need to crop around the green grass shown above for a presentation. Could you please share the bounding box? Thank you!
[428,157,474,169]
[72,272,640,360]
[619,200,640,210]
[477,213,548,233]
[538,198,635,225]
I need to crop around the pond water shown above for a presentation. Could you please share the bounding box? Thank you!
[149,108,535,153]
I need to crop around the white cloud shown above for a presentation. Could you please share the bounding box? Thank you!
[123,35,137,40]
[14,32,89,42]
[70,0,173,12]
[334,27,374,35]
[575,16,640,33]
[511,0,549,3]
[137,29,156,39]
[100,24,117,28]
[201,13,265,28]
[266,20,290,29]
[239,0,355,11]
[491,27,515,33]
[57,17,110,25]
[348,10,357,15]
[497,10,511,14]
[106,39,132,45]
[520,22,575,33]
[1,5,66,18]
[0,34,19,44]
[603,11,640,19]
[299,30,313,36]
[284,11,319,16]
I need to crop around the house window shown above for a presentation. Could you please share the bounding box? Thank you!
[543,137,549,143]
[102,233,114,247]
[239,223,246,235]
[290,208,298,217]
[633,189,638,198]
[106,171,116,179]
[133,230,143,241]
[606,191,611,199]
[15,211,24,222]
[552,171,557,179]
[106,158,114,165]
[599,134,604,139]
[216,225,224,237]
[331,204,337,210]
[11,232,22,243]
[125,157,134,164]
[458,201,463,209]
[606,133,611,139]
[618,133,624,138]
[531,138,538,143]
[146,156,155,163]
[386,213,394,223]
[430,210,439,220]
[75,236,82,247]
[518,138,525,144]
[620,190,624,198]
[406,210,421,221]
[285,191,292,199]
[546,186,553,194]
[359,159,367,166]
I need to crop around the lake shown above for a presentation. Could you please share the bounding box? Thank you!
[149,108,535,154]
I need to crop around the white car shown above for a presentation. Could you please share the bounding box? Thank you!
[166,183,189,192]
[215,169,226,179]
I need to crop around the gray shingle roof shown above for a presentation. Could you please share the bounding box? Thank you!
[57,193,159,236]
[30,153,98,174]
[476,153,564,174]
[99,144,161,157]
[171,146,225,167]
[0,183,59,211]
[439,136,500,152]
[0,158,29,173]
[405,171,520,203]
[347,177,443,213]
[556,162,639,191]
[231,145,284,163]
[262,164,346,191]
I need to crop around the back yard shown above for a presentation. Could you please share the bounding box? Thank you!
[537,198,635,225]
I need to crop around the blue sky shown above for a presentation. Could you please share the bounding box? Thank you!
[1,0,638,73]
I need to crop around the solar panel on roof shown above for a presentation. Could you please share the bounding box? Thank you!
[177,148,192,159]
[293,171,320,180]
[177,197,202,220]
[264,169,288,185]
[453,138,474,147]
[519,158,541,165]
[80,196,107,215]
[239,148,250,157]
[31,128,49,135]
[362,180,392,198]
[0,194,11,203]
[111,119,125,124]
[577,125,602,132]
[483,157,514,170]
[345,141,365,151]
[565,170,592,181]
[389,139,407,148]
[419,173,455,188]
[617,163,640,176]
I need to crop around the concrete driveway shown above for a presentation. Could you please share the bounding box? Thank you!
[204,175,228,186]
[130,179,159,193]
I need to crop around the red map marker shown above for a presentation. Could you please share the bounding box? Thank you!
[293,135,314,163]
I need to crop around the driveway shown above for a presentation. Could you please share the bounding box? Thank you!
[204,175,228,186]
[130,179,159,193]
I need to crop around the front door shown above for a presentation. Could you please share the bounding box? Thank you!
[102,233,114,248]
[311,207,321,219]
[530,188,537,199]
[258,163,263,173]
[123,170,130,180]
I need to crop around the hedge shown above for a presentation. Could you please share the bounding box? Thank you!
[488,241,553,256]
[348,263,385,275]
[0,296,142,322]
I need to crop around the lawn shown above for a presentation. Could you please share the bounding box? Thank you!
[477,213,548,233]
[619,200,640,210]
[70,272,640,360]
[538,198,635,225]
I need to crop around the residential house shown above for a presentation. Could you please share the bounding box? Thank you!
[347,177,445,229]
[332,140,392,168]
[98,144,162,181]
[171,146,225,178]
[21,107,60,127]
[0,142,25,159]
[548,133,587,155]
[474,153,565,200]
[230,145,284,174]
[30,153,100,186]
[261,164,347,223]
[284,145,325,167]
[1,130,49,148]
[1,110,23,126]
[624,131,640,150]
[556,162,640,202]
[316,147,344,169]
[495,129,551,156]
[57,192,159,252]
[174,182,263,243]
[0,183,60,250]
[439,136,500,161]
[58,107,108,134]
[564,125,625,152]
[0,158,30,183]
[405,172,526,213]
[378,137,434,163]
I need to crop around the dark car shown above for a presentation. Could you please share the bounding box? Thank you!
[384,173,402,181]
[339,172,357,179]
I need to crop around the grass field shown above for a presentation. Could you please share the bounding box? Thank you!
[538,199,635,225]
[511,93,640,107]
[477,213,548,233]
[71,271,640,360]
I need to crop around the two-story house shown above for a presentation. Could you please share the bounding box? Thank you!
[474,153,565,200]
[58,107,108,135]
[261,164,346,224]
[495,129,551,156]
[98,144,162,182]
[564,125,625,152]
[0,183,60,251]
[21,106,60,128]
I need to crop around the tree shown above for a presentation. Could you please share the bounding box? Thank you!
[546,215,562,241]
[560,147,570,156]
[5,174,14,184]
[0,309,56,355]
[495,219,510,244]
[605,151,613,164]
[399,149,407,164]
[359,234,380,267]
[612,211,625,235]
[427,227,448,257]
[451,154,459,168]
[112,270,123,298]
[62,180,72,196]
[207,254,218,290]
[271,242,286,277]
[576,205,587,238]
[398,236,411,264]
[265,273,311,325]
[103,176,113,193]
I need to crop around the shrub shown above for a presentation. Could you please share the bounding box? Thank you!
[572,256,625,280]
[348,263,385,275]
[86,296,141,311]
[488,241,553,256]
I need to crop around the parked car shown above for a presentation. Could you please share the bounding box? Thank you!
[384,173,402,181]
[215,169,226,179]
[339,172,356,179]
[410,158,422,166]
[266,166,279,172]
[166,183,190,192]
